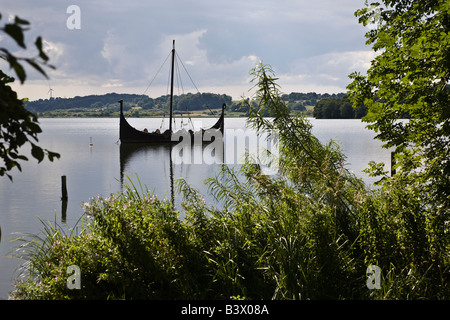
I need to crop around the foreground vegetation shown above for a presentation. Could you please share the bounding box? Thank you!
[9,63,449,300]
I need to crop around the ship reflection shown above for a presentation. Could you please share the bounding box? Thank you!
[119,140,225,208]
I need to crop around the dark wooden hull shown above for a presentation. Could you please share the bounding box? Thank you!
[119,103,226,144]
[120,111,174,144]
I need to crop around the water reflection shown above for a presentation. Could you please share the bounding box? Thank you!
[119,139,225,209]
[119,143,175,205]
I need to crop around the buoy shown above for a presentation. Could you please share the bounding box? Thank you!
[89,137,93,147]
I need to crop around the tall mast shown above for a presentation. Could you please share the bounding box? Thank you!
[169,40,175,133]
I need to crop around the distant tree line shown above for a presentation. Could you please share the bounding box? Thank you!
[313,95,367,119]
[174,93,231,111]
[25,92,232,114]
[25,91,372,119]
[283,92,347,109]
[227,92,348,115]
[25,93,140,113]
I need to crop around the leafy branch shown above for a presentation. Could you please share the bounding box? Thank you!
[0,14,54,83]
[0,12,60,180]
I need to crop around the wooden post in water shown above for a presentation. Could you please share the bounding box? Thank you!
[391,151,396,176]
[61,175,68,222]
[61,175,68,201]
[61,199,67,223]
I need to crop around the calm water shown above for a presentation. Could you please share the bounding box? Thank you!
[0,117,390,299]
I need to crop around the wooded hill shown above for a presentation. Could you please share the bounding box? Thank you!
[313,95,368,119]
[24,91,367,118]
[25,92,233,117]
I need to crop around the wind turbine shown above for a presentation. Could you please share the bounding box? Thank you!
[48,83,54,99]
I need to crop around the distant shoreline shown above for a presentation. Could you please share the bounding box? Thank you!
[33,110,313,119]
[33,111,251,118]
[24,91,341,119]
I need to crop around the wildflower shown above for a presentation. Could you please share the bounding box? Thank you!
[82,202,92,213]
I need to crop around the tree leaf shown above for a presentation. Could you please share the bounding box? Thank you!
[46,150,61,162]
[12,60,26,84]
[14,16,30,26]
[3,23,26,48]
[26,58,48,79]
[31,144,45,163]
[34,36,49,62]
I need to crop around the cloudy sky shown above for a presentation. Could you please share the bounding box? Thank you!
[1,0,376,101]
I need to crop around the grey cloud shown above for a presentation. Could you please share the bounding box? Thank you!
[2,0,372,99]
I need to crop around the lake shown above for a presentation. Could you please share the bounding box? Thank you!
[0,117,391,299]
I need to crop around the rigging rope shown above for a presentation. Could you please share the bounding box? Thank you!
[137,48,217,131]
[175,52,215,116]
[142,51,172,97]
[174,57,195,129]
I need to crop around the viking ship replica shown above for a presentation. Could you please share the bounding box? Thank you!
[119,40,226,144]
